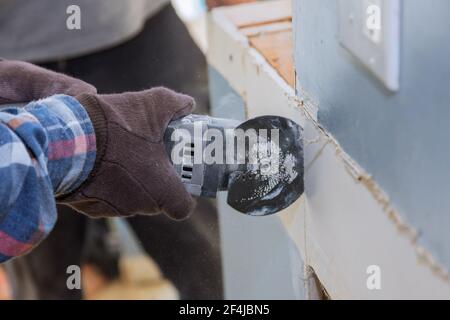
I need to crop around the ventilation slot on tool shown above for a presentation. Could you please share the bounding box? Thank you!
[181,143,195,181]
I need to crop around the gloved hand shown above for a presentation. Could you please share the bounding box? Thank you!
[0,59,96,103]
[58,88,196,220]
[0,59,196,220]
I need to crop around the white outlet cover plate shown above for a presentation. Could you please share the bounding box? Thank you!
[339,0,401,91]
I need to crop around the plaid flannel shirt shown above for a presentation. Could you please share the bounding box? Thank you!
[0,95,96,262]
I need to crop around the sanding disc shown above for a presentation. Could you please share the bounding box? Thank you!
[227,116,304,216]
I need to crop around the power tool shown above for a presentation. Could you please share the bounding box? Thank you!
[164,115,303,216]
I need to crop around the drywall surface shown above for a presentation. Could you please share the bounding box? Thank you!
[209,66,305,299]
[294,0,450,271]
[281,111,450,299]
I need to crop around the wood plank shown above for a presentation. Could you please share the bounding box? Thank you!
[240,20,292,37]
[248,28,295,87]
[221,0,291,29]
[210,1,294,88]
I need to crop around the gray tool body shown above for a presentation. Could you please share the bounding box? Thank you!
[164,115,304,216]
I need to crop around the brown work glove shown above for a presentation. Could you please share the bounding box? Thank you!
[0,59,96,103]
[58,88,196,220]
[0,59,195,220]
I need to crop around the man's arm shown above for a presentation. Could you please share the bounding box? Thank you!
[0,95,96,262]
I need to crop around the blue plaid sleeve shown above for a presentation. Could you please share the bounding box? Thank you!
[0,95,96,263]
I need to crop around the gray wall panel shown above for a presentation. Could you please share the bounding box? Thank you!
[294,0,450,268]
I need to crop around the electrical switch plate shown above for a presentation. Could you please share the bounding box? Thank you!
[339,0,401,91]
